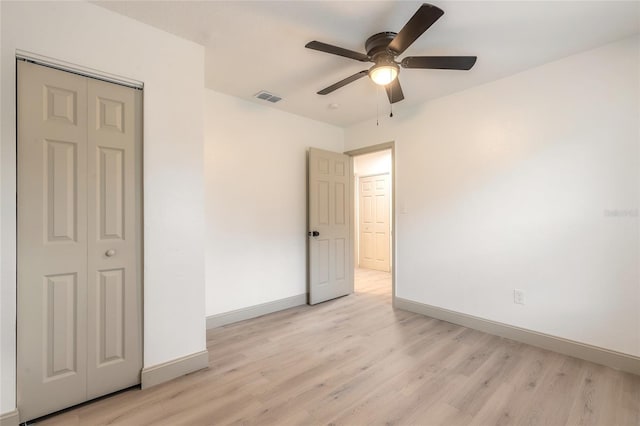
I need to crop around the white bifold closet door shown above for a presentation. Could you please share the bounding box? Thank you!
[17,60,142,422]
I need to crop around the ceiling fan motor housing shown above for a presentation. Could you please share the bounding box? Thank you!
[365,31,398,59]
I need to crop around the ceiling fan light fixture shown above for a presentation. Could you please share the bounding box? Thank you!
[369,62,399,86]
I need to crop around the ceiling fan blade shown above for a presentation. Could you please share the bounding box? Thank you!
[401,56,477,70]
[318,70,369,95]
[306,41,370,62]
[387,3,444,55]
[385,78,404,104]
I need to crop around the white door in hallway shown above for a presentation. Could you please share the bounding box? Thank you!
[359,174,390,272]
[17,60,142,422]
[308,148,353,304]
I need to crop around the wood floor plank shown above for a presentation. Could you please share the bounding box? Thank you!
[34,268,640,425]
[448,340,524,416]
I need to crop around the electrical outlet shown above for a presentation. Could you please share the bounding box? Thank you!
[514,289,525,305]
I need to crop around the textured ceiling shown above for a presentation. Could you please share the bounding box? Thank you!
[94,1,640,127]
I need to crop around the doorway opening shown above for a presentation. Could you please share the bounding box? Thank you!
[346,144,394,302]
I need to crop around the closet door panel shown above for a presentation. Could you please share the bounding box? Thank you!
[17,60,89,422]
[86,78,142,398]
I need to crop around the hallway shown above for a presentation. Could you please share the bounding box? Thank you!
[354,267,392,300]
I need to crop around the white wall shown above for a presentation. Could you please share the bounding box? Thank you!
[353,150,392,176]
[1,1,206,414]
[204,90,343,316]
[345,35,640,357]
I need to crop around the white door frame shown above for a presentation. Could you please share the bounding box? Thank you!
[345,142,396,305]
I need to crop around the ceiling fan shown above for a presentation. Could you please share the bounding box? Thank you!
[305,3,477,104]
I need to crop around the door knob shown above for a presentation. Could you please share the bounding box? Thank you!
[308,231,320,237]
[105,249,116,257]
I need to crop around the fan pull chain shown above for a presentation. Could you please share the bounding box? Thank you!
[376,85,380,126]
[389,83,394,118]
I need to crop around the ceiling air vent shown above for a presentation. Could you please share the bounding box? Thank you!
[254,90,282,103]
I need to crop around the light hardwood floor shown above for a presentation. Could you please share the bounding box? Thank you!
[36,268,639,425]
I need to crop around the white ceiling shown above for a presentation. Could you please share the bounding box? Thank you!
[94,1,639,127]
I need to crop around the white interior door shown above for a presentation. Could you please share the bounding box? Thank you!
[17,60,142,422]
[359,174,390,272]
[308,148,352,304]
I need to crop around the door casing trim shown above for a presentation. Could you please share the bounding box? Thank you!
[16,50,143,89]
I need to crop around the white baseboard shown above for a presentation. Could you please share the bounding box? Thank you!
[206,294,306,329]
[0,410,19,426]
[141,350,209,389]
[395,297,640,376]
